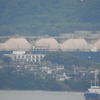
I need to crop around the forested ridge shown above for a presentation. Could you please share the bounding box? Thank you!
[0,0,100,36]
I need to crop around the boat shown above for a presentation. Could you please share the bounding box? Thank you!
[84,85,100,100]
[84,70,100,100]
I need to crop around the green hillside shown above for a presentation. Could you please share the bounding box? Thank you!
[0,0,100,36]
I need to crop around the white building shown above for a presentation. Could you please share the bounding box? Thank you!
[4,51,45,63]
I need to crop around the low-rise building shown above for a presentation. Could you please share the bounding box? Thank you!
[4,51,45,63]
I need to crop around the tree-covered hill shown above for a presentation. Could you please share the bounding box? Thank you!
[42,51,100,70]
[0,0,100,36]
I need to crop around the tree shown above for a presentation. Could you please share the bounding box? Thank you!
[43,51,85,70]
[64,79,90,91]
[2,56,11,64]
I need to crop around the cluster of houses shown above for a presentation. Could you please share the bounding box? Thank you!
[0,50,99,81]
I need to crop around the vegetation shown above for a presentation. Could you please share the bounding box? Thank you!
[43,51,100,70]
[2,56,12,64]
[0,67,91,91]
[0,52,100,91]
[0,67,62,90]
[1,66,99,91]
[64,78,90,91]
[0,0,100,36]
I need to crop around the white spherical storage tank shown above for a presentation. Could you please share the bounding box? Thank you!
[35,38,59,51]
[60,38,91,51]
[3,38,32,51]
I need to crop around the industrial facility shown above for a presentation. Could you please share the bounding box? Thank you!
[0,31,100,63]
[0,37,100,52]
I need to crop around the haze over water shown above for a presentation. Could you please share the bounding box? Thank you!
[0,90,84,100]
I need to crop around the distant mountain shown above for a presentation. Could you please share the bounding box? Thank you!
[0,0,100,36]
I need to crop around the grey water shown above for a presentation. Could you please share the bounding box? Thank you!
[0,90,84,100]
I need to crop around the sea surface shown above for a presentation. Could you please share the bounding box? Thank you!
[0,90,84,100]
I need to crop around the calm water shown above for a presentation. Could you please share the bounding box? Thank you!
[0,90,84,100]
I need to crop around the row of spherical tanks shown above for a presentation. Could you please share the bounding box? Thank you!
[0,37,100,51]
